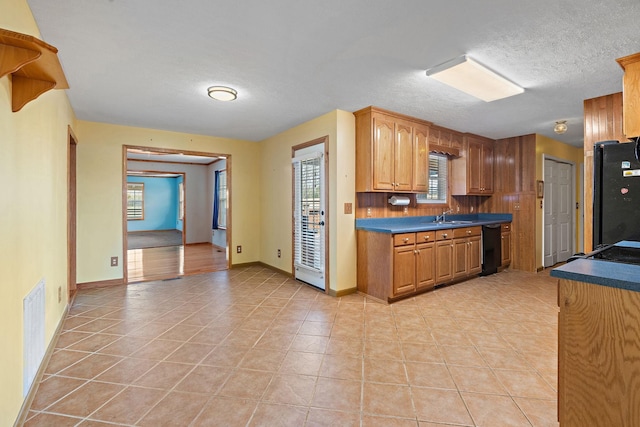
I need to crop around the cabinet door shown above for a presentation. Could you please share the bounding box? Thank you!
[453,238,469,278]
[467,139,483,194]
[467,236,482,275]
[393,245,416,296]
[372,116,395,191]
[435,240,453,284]
[481,143,494,193]
[501,232,512,266]
[394,123,413,191]
[412,125,429,192]
[416,242,435,290]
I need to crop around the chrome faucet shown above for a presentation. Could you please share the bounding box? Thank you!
[436,209,453,222]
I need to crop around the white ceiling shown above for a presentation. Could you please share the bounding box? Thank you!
[26,0,640,147]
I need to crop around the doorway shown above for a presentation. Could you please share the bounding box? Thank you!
[123,146,230,283]
[292,137,328,291]
[543,157,574,267]
[67,126,78,301]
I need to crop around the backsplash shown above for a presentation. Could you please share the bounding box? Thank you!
[356,192,493,218]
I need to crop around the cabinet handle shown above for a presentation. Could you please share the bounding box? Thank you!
[424,235,429,240]
[442,233,447,238]
[467,230,471,234]
[403,238,409,242]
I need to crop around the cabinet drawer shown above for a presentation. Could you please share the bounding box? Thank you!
[435,229,453,240]
[501,223,511,232]
[394,233,415,246]
[416,231,435,243]
[453,226,481,238]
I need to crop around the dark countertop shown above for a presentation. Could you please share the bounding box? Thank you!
[550,241,640,292]
[355,213,513,233]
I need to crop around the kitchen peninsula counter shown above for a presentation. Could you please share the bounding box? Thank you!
[551,242,640,426]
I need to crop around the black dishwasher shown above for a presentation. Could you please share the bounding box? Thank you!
[480,224,502,276]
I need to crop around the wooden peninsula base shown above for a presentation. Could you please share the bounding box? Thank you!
[558,278,640,426]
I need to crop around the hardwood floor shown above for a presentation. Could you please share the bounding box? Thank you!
[127,243,228,283]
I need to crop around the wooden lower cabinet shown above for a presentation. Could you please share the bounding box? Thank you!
[501,223,512,267]
[452,227,482,278]
[357,227,485,302]
[435,230,453,284]
[393,232,435,297]
[393,244,417,296]
[416,240,436,290]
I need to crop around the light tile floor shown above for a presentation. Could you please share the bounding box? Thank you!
[23,266,559,426]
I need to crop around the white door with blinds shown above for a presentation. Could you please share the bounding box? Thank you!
[292,144,326,290]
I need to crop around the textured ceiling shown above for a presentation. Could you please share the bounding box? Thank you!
[26,0,640,146]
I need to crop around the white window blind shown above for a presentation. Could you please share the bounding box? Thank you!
[293,152,324,273]
[127,182,144,219]
[416,153,448,204]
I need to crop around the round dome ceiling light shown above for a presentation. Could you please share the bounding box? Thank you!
[554,120,568,134]
[207,86,237,101]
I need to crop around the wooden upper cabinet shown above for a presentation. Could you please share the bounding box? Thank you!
[354,106,432,192]
[394,122,413,191]
[372,115,396,190]
[617,52,640,138]
[412,124,429,193]
[429,125,462,156]
[451,134,495,195]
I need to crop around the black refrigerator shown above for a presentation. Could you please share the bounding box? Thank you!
[593,139,640,248]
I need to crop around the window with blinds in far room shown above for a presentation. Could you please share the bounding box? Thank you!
[127,182,144,220]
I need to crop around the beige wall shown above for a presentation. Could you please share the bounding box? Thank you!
[0,0,77,423]
[259,110,357,294]
[535,134,584,268]
[75,121,261,284]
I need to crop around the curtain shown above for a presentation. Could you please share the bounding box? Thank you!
[212,170,220,229]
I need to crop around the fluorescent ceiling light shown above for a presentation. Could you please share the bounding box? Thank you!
[426,55,524,102]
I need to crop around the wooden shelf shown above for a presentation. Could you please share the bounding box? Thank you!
[0,28,69,112]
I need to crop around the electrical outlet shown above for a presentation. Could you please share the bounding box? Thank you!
[110,256,118,267]
[57,286,62,303]
[344,202,352,214]
[277,249,281,258]
[366,207,372,217]
[236,245,242,254]
[403,206,408,215]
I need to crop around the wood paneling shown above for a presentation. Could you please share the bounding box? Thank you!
[355,192,484,219]
[485,135,536,272]
[583,92,625,252]
[559,278,640,426]
[356,230,392,301]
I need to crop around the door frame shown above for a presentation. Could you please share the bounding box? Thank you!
[542,155,576,266]
[291,136,329,294]
[125,170,187,246]
[67,126,78,301]
[122,145,231,283]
